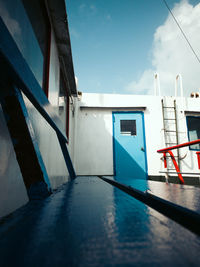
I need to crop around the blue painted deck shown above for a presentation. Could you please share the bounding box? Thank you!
[0,176,200,266]
[112,176,200,214]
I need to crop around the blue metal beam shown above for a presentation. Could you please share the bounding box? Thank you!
[57,133,76,179]
[0,84,51,199]
[0,17,67,143]
[0,16,76,179]
[99,176,200,236]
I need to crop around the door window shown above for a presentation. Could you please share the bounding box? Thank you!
[120,120,136,136]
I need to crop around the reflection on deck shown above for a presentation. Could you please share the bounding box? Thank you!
[113,175,200,213]
[0,176,200,266]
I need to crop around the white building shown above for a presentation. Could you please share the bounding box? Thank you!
[74,93,200,185]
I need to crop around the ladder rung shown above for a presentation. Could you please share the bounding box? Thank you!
[165,130,176,132]
[165,156,179,158]
[163,107,175,109]
[164,118,176,120]
[160,171,200,175]
[164,154,179,157]
[166,143,178,145]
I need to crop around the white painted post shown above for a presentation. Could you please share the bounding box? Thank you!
[175,74,183,97]
[154,73,161,96]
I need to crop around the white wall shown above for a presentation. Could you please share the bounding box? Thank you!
[20,28,76,190]
[58,96,76,165]
[47,29,76,173]
[20,27,74,189]
[75,93,164,176]
[20,27,77,189]
[75,108,113,175]
[23,95,70,190]
[75,93,200,177]
[0,105,29,218]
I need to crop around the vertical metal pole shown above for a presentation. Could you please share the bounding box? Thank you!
[196,152,200,169]
[174,100,180,169]
[161,99,166,144]
[154,73,161,96]
[163,153,167,168]
[168,150,184,184]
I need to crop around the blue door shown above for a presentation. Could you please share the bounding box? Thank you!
[113,112,147,180]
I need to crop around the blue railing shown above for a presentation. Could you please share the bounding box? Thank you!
[0,16,76,194]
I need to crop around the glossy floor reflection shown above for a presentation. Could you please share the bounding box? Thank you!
[0,176,200,266]
[113,175,200,214]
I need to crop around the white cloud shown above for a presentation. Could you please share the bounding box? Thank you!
[70,28,80,39]
[79,3,97,15]
[126,69,155,95]
[79,4,86,11]
[106,14,112,21]
[90,5,96,11]
[127,0,200,96]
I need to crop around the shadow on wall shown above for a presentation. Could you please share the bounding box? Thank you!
[76,110,147,182]
[0,106,28,218]
[113,138,147,184]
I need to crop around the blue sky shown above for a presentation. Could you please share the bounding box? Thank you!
[67,0,200,96]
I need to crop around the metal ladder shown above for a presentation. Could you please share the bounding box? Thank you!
[161,99,180,173]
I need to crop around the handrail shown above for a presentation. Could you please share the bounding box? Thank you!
[0,17,76,179]
[157,139,200,153]
[0,17,67,142]
[157,139,200,184]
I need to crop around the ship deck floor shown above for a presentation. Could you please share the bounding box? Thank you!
[0,176,200,266]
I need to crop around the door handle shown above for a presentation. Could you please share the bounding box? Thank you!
[141,147,145,151]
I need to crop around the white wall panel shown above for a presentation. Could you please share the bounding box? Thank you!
[23,95,70,190]
[0,105,28,218]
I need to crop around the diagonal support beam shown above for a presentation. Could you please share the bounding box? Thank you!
[57,133,76,179]
[0,84,51,199]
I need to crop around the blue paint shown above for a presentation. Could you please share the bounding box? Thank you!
[0,16,67,142]
[0,16,76,182]
[0,0,44,87]
[113,112,147,181]
[0,176,200,266]
[101,176,200,236]
[0,84,51,197]
[15,87,51,192]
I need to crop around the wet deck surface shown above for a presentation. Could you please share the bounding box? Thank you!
[0,176,200,266]
[113,176,200,214]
